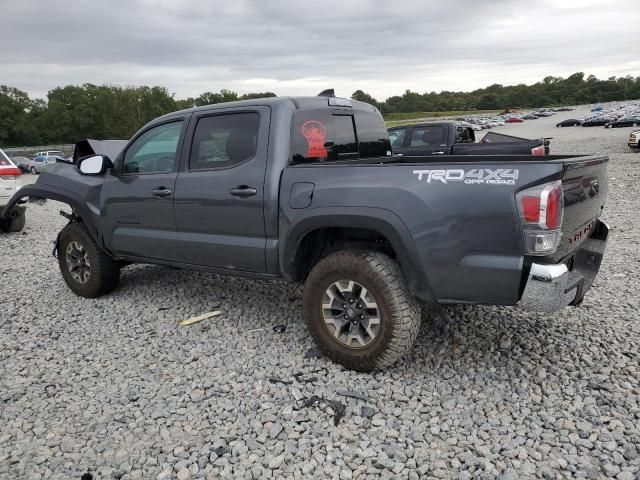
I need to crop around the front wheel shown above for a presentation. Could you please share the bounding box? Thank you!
[58,222,120,297]
[303,250,421,371]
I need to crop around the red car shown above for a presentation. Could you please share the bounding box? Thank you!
[505,117,524,123]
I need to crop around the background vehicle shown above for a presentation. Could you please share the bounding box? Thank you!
[605,117,640,128]
[25,156,55,174]
[0,149,26,232]
[505,117,524,123]
[556,119,582,127]
[10,156,31,173]
[582,118,609,127]
[33,150,66,162]
[629,130,640,150]
[2,95,609,371]
[388,122,548,156]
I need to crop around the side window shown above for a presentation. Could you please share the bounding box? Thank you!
[330,115,358,157]
[189,112,259,170]
[455,127,473,143]
[354,110,391,158]
[410,126,445,147]
[122,121,183,174]
[291,111,358,163]
[388,128,406,148]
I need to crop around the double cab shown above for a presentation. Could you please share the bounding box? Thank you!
[2,95,609,370]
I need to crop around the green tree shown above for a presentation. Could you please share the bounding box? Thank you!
[351,90,378,106]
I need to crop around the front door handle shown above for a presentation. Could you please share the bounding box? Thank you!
[432,151,445,155]
[152,187,173,198]
[229,186,257,198]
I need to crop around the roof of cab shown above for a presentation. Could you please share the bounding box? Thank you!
[158,96,377,121]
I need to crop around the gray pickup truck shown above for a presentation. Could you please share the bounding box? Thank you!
[388,121,549,156]
[1,95,609,371]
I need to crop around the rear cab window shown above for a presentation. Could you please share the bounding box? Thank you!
[291,107,390,164]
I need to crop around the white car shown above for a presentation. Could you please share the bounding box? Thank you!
[629,130,640,150]
[0,148,27,232]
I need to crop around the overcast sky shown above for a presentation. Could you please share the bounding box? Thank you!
[2,0,639,101]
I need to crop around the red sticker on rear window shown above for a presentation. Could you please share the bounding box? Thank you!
[301,120,328,158]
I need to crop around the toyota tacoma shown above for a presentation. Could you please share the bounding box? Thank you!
[1,94,609,371]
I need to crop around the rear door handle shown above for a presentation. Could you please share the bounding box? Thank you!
[229,186,257,197]
[432,151,445,155]
[152,187,173,198]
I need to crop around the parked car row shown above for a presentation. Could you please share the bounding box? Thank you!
[456,107,565,131]
[8,150,70,174]
[556,102,640,128]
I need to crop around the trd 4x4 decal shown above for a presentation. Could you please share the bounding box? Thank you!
[413,168,519,185]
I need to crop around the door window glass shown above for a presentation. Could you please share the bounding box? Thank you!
[388,128,406,148]
[410,126,445,147]
[122,121,183,174]
[189,112,259,170]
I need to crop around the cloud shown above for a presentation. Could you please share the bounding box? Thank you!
[1,0,638,100]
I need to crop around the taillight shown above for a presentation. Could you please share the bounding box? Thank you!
[531,145,545,156]
[0,166,21,179]
[516,180,563,255]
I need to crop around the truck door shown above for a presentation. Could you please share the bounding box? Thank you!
[172,107,270,272]
[101,119,186,261]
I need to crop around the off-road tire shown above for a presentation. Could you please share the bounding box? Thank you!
[0,210,26,233]
[58,222,120,298]
[303,250,421,371]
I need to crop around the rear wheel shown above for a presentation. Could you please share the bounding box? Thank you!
[30,167,37,174]
[0,209,26,233]
[303,250,421,371]
[58,222,120,297]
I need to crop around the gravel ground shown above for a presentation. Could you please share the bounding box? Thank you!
[1,109,639,480]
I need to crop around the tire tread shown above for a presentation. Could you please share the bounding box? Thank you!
[58,222,120,297]
[303,249,421,371]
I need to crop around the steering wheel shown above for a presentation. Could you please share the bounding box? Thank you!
[154,156,174,172]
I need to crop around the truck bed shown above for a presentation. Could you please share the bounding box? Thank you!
[281,153,607,305]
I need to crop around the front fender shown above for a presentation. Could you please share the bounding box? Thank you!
[0,182,103,248]
[279,206,436,302]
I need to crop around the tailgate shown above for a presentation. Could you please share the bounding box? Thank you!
[553,155,608,261]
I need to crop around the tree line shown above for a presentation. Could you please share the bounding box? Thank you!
[1,72,639,147]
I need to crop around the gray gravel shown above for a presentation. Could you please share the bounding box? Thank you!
[1,108,639,479]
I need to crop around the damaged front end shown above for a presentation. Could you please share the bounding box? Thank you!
[0,161,108,250]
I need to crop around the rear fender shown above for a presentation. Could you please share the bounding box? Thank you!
[280,206,436,302]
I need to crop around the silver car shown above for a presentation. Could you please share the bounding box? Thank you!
[27,150,66,173]
[25,156,52,174]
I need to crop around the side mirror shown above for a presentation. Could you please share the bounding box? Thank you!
[77,155,113,175]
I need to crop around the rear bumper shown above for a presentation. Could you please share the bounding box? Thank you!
[518,220,609,312]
